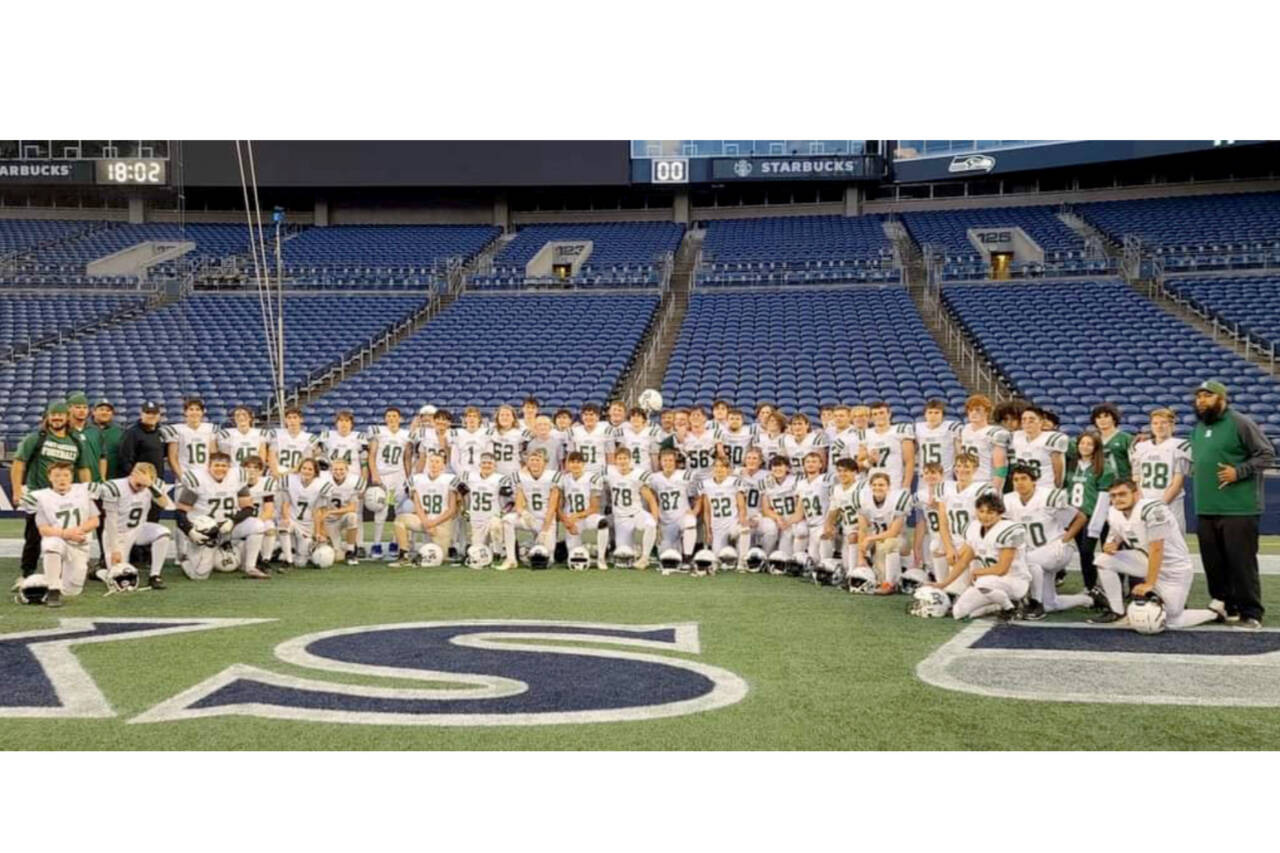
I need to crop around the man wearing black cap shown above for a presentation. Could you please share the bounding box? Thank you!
[10,401,94,578]
[1191,379,1275,629]
[119,401,169,528]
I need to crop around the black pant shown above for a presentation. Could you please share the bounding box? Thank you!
[93,499,106,566]
[1075,522,1107,590]
[1198,515,1264,621]
[21,514,41,577]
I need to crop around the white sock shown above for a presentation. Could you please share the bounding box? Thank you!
[1098,567,1125,614]
[150,536,169,577]
[43,552,63,591]
[884,552,902,586]
[242,532,264,571]
[280,532,294,564]
[596,526,610,569]
[638,523,656,566]
[503,517,517,563]
[1029,565,1045,602]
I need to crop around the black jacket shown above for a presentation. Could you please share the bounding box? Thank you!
[119,420,167,477]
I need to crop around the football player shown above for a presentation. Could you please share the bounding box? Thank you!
[1091,402,1134,482]
[791,451,835,567]
[828,405,863,472]
[526,414,567,472]
[604,446,659,569]
[1089,479,1217,630]
[241,455,279,572]
[22,461,100,606]
[320,410,367,471]
[861,402,915,492]
[570,404,614,477]
[648,446,700,566]
[96,461,173,590]
[759,455,800,558]
[932,451,997,575]
[700,454,748,569]
[492,405,530,478]
[780,413,829,473]
[280,458,333,568]
[392,450,459,567]
[823,458,861,577]
[461,453,510,568]
[501,448,561,569]
[736,447,769,552]
[912,461,948,586]
[450,406,496,477]
[1011,406,1069,488]
[850,471,911,593]
[960,394,1012,492]
[324,458,365,565]
[174,451,261,580]
[616,406,660,472]
[607,399,629,432]
[558,450,609,570]
[164,397,215,480]
[753,412,787,470]
[850,404,871,433]
[517,397,541,432]
[720,408,754,470]
[215,406,268,472]
[1130,408,1192,532]
[268,407,319,479]
[1004,462,1094,619]
[931,493,1031,621]
[552,408,574,438]
[915,399,962,481]
[366,406,413,559]
[676,406,723,482]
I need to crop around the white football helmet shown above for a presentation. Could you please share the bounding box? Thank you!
[612,546,637,569]
[638,388,663,414]
[567,546,591,571]
[363,486,388,513]
[717,546,738,567]
[692,548,717,575]
[416,543,444,567]
[659,549,683,572]
[311,544,336,569]
[418,404,437,418]
[15,573,49,605]
[907,586,951,618]
[467,545,494,569]
[1127,595,1167,635]
[528,545,551,570]
[187,513,221,546]
[104,563,140,593]
[214,545,240,573]
[744,547,767,572]
[767,550,790,575]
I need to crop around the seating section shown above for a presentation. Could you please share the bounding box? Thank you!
[279,225,500,289]
[943,279,1280,435]
[1163,274,1280,353]
[32,223,258,270]
[661,287,967,419]
[306,292,659,421]
[1077,193,1280,271]
[0,219,94,255]
[697,215,896,286]
[900,205,1105,280]
[470,222,683,289]
[0,293,425,441]
[0,294,147,352]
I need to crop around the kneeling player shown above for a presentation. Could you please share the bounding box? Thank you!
[22,461,99,607]
[700,455,748,569]
[1089,480,1217,630]
[97,462,173,590]
[1004,463,1094,619]
[324,459,366,565]
[759,456,799,558]
[393,451,459,566]
[824,458,861,576]
[648,447,699,566]
[850,472,910,593]
[280,459,332,568]
[462,453,510,568]
[558,451,608,570]
[502,449,561,568]
[792,451,834,567]
[176,452,264,579]
[604,447,658,569]
[931,493,1031,621]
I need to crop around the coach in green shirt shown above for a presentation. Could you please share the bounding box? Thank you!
[92,397,125,479]
[67,391,106,483]
[1191,379,1275,628]
[11,400,93,577]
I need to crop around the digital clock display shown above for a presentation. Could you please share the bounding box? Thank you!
[95,159,167,185]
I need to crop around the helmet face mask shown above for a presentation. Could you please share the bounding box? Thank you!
[767,550,789,576]
[567,546,591,571]
[692,548,716,576]
[612,547,636,570]
[16,573,49,605]
[638,388,663,414]
[103,563,140,593]
[659,549,683,571]
[717,546,738,568]
[745,547,767,572]
[528,545,551,570]
[188,514,222,547]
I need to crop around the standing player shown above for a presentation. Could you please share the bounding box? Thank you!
[500,448,560,568]
[604,447,659,569]
[413,409,452,473]
[517,397,541,432]
[174,451,260,580]
[960,394,1012,491]
[450,406,496,477]
[753,412,787,469]
[828,405,863,472]
[759,455,800,559]
[1004,462,1093,619]
[912,461,948,584]
[677,406,723,482]
[1091,402,1134,482]
[648,447,700,567]
[711,399,731,430]
[319,410,367,470]
[268,407,319,479]
[324,458,365,565]
[1010,407,1068,487]
[366,406,413,559]
[780,413,829,473]
[719,408,754,470]
[1130,408,1192,532]
[1089,480,1217,629]
[558,451,609,570]
[850,472,911,593]
[164,397,216,480]
[96,461,173,590]
[607,400,629,432]
[391,450,459,566]
[616,406,661,472]
[915,399,962,481]
[461,453,510,568]
[791,451,835,567]
[215,406,268,472]
[862,402,916,491]
[700,455,748,569]
[22,461,99,607]
[491,405,530,479]
[570,404,614,477]
[932,494,1031,621]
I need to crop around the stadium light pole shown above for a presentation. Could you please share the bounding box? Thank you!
[273,206,287,428]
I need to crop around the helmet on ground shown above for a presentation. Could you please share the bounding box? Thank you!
[1127,594,1167,635]
[816,558,843,586]
[638,388,663,414]
[787,554,809,577]
[692,548,717,573]
[907,586,952,618]
[466,545,494,569]
[767,550,790,575]
[744,547,767,572]
[416,543,444,567]
[363,486,388,513]
[108,563,140,592]
[567,546,591,571]
[717,547,738,566]
[215,544,240,573]
[612,546,637,569]
[659,549,683,571]
[899,570,927,595]
[311,543,336,569]
[15,573,48,605]
[528,545,551,570]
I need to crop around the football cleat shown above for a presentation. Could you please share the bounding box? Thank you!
[416,543,445,567]
[148,575,166,590]
[612,546,637,570]
[45,589,63,608]
[744,547,767,573]
[363,486,388,514]
[567,546,591,571]
[1126,593,1167,634]
[466,545,494,570]
[1088,609,1125,624]
[1087,584,1111,612]
[369,544,384,561]
[907,586,951,618]
[528,545,551,570]
[14,573,49,605]
[1019,599,1047,621]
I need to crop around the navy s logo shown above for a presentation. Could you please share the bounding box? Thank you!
[133,621,748,726]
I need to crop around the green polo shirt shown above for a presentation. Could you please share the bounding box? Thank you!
[93,421,126,479]
[72,421,107,483]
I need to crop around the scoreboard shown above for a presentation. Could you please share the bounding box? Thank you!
[0,158,167,185]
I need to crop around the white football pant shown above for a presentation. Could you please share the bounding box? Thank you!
[1095,549,1215,628]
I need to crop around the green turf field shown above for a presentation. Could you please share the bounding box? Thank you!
[3,536,1280,750]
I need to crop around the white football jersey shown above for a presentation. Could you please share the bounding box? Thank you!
[753,431,786,467]
[604,468,651,519]
[23,483,98,532]
[491,427,531,476]
[569,423,615,475]
[558,469,603,517]
[960,423,1013,483]
[678,425,722,481]
[215,427,266,470]
[829,427,863,467]
[616,423,661,471]
[1004,486,1078,550]
[719,426,754,470]
[914,483,946,540]
[462,471,509,522]
[965,518,1031,582]
[648,468,697,524]
[320,428,366,468]
[367,425,413,476]
[95,476,164,533]
[795,472,835,525]
[1107,497,1193,580]
[863,423,915,490]
[780,431,829,473]
[515,468,560,519]
[284,474,331,523]
[408,471,458,517]
[940,480,997,541]
[244,475,278,519]
[852,485,912,534]
[178,467,246,521]
[1131,437,1192,500]
[829,480,860,530]
[736,467,769,518]
[269,428,319,475]
[763,473,799,520]
[326,471,366,511]
[1011,430,1070,485]
[699,474,743,525]
[163,421,216,473]
[915,419,962,478]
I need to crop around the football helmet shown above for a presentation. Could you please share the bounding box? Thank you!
[767,550,790,576]
[692,548,717,575]
[214,544,240,573]
[815,558,843,587]
[638,388,663,414]
[416,543,445,567]
[567,546,591,571]
[187,513,221,547]
[528,545,551,570]
[103,563,140,594]
[363,486,388,514]
[466,545,494,569]
[787,554,808,578]
[907,586,952,618]
[717,546,738,567]
[15,573,49,605]
[1127,593,1167,635]
[311,543,336,569]
[744,547,767,573]
[899,568,929,595]
[612,546,637,569]
[659,549,683,572]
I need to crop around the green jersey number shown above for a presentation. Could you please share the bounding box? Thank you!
[772,495,797,516]
[187,444,207,466]
[419,493,444,515]
[213,496,236,519]
[710,496,734,519]
[470,492,493,514]
[745,488,760,510]
[801,495,823,520]
[948,510,969,537]
[382,445,403,467]
[54,508,82,529]
[920,443,942,467]
[871,446,891,468]
[529,492,544,513]
[564,492,587,514]
[1019,457,1042,481]
[659,490,681,512]
[1027,522,1047,548]
[611,488,633,508]
[1141,461,1169,490]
